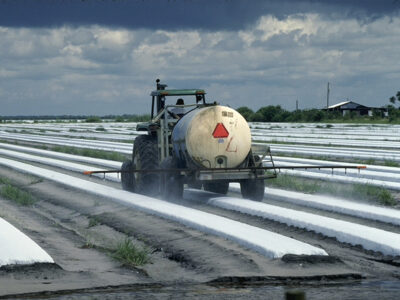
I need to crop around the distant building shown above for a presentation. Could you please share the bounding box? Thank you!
[324,101,388,117]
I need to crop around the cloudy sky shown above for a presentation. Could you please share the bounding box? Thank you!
[1,0,400,116]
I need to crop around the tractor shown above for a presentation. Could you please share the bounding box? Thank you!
[120,79,276,200]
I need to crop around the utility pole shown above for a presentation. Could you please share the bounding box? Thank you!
[296,99,299,111]
[326,82,330,108]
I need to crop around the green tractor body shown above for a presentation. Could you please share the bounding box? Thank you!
[121,79,276,200]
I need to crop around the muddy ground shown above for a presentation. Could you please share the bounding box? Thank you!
[0,165,400,299]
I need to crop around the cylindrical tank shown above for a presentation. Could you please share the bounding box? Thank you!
[171,105,251,169]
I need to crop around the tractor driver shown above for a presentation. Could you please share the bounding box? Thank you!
[196,94,203,103]
[170,98,185,119]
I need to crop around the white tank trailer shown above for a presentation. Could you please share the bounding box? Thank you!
[172,105,252,169]
[120,80,275,201]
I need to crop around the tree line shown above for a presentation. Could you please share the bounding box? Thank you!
[237,105,395,123]
[1,90,399,123]
[236,90,400,123]
[237,106,344,122]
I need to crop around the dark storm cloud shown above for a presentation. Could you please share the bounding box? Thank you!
[1,1,400,116]
[1,0,399,30]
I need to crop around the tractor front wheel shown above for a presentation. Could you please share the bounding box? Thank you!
[131,135,159,196]
[121,160,135,192]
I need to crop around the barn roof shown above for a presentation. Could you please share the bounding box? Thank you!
[327,101,369,110]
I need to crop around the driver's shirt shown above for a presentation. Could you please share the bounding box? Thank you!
[170,106,185,116]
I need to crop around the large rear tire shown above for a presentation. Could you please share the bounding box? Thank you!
[203,182,229,195]
[160,156,183,200]
[121,160,135,192]
[132,135,159,196]
[240,179,265,201]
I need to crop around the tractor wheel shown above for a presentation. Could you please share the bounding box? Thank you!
[160,156,183,200]
[240,179,265,201]
[203,181,229,195]
[121,160,135,192]
[132,135,159,196]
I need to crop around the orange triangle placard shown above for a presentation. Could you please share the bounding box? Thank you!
[212,123,229,138]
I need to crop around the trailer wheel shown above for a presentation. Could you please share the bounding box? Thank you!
[132,135,159,196]
[121,160,135,192]
[203,182,229,195]
[240,179,265,201]
[160,157,183,200]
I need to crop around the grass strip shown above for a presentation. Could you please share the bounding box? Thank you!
[383,160,400,167]
[273,152,400,168]
[111,238,150,267]
[52,145,128,162]
[0,184,36,206]
[269,174,397,206]
[269,174,320,194]
[0,140,129,161]
[0,177,11,185]
[87,216,101,228]
[352,184,396,206]
[95,126,106,131]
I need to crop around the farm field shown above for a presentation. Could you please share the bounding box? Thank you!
[0,121,400,299]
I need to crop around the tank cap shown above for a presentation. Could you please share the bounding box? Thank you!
[212,123,229,138]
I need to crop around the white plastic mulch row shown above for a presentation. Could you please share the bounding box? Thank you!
[3,130,400,162]
[271,159,400,184]
[4,128,400,186]
[7,141,400,228]
[2,129,400,160]
[273,144,400,155]
[0,132,400,159]
[5,131,134,150]
[0,217,54,267]
[33,130,139,141]
[252,131,400,140]
[273,156,400,174]
[2,146,399,256]
[0,143,121,169]
[280,169,400,191]
[267,156,400,189]
[249,123,400,134]
[270,144,400,162]
[273,159,396,179]
[3,143,400,227]
[4,121,400,136]
[4,140,400,187]
[255,136,400,149]
[0,132,132,154]
[0,147,121,183]
[0,126,140,141]
[0,157,327,259]
[216,185,400,256]
[0,122,139,132]
[264,187,400,226]
[5,123,400,142]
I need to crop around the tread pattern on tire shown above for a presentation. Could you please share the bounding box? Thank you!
[132,135,159,196]
[121,160,134,192]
